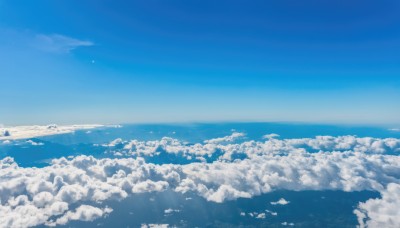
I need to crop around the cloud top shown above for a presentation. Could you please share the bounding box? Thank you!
[0,133,400,227]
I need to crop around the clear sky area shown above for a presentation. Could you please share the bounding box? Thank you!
[1,0,399,125]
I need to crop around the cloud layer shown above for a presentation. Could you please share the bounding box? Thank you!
[0,124,103,140]
[1,133,400,227]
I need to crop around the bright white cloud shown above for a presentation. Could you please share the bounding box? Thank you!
[256,213,266,219]
[25,140,44,146]
[114,134,400,162]
[354,183,400,228]
[164,208,180,214]
[204,132,245,144]
[270,198,290,205]
[262,133,280,139]
[47,205,112,226]
[0,134,400,227]
[0,124,103,140]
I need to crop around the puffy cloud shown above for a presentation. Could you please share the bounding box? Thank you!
[256,213,266,219]
[48,205,112,226]
[204,132,245,144]
[270,198,290,205]
[25,140,44,146]
[354,183,400,228]
[262,133,280,139]
[164,208,180,214]
[113,134,400,162]
[103,138,125,147]
[0,134,400,227]
[0,124,103,140]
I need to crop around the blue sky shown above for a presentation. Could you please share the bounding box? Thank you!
[0,0,399,125]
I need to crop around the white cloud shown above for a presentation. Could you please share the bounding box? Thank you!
[164,208,180,214]
[256,213,266,219]
[354,183,400,228]
[0,134,400,227]
[263,133,280,139]
[33,34,94,53]
[103,138,125,147]
[118,134,400,162]
[270,198,290,205]
[269,211,278,216]
[47,205,112,226]
[0,124,102,140]
[204,132,245,144]
[25,140,44,146]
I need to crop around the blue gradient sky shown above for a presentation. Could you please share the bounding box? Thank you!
[1,0,400,125]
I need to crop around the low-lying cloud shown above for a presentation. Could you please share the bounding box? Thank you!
[1,133,400,227]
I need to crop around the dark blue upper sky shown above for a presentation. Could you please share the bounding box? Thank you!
[0,0,399,125]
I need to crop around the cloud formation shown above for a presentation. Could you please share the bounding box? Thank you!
[354,183,400,228]
[270,198,290,205]
[0,124,103,140]
[109,133,400,162]
[1,133,400,227]
[33,34,94,53]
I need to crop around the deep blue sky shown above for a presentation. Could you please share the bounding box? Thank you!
[0,0,399,125]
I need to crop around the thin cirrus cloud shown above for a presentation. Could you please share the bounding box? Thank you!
[0,133,400,227]
[32,33,94,53]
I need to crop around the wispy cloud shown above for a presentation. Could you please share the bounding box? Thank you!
[33,33,94,53]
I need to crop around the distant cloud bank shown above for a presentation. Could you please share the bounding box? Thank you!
[0,124,103,140]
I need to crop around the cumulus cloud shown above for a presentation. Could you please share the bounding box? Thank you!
[47,205,112,226]
[111,134,400,162]
[25,140,44,146]
[164,208,180,214]
[0,124,103,140]
[263,133,280,139]
[256,213,266,219]
[204,132,245,144]
[1,134,400,227]
[354,183,400,228]
[270,198,290,205]
[33,34,94,53]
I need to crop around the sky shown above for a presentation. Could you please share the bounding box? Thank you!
[0,0,400,126]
